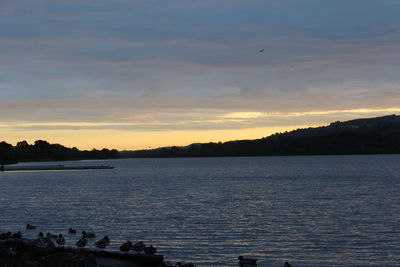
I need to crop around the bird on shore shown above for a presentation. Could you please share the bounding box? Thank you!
[38,232,44,239]
[238,256,257,267]
[26,224,36,230]
[132,241,145,252]
[35,232,55,248]
[12,231,22,239]
[76,237,88,248]
[56,234,65,246]
[284,261,293,267]
[43,236,55,248]
[68,228,77,234]
[144,245,157,255]
[0,232,12,240]
[119,241,133,253]
[95,236,110,250]
[82,230,95,238]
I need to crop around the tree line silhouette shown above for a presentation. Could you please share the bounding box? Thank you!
[2,115,400,163]
[0,140,119,164]
[121,114,400,158]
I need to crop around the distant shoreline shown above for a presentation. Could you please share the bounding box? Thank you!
[2,114,400,163]
[121,114,400,158]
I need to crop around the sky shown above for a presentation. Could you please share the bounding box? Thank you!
[1,0,400,150]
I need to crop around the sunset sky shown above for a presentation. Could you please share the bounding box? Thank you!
[1,0,400,150]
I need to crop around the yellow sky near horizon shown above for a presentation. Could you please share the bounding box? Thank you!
[1,107,399,150]
[1,125,312,150]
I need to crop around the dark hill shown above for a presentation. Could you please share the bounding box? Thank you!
[121,114,400,157]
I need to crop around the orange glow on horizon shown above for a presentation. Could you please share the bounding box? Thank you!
[1,125,312,151]
[1,108,398,151]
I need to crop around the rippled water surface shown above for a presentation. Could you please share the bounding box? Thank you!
[1,155,400,266]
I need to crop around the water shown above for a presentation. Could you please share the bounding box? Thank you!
[0,155,399,267]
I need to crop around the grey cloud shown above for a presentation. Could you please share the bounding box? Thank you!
[1,0,400,128]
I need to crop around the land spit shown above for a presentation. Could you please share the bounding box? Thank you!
[1,164,114,172]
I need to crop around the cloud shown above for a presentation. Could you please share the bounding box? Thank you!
[1,0,400,147]
[221,112,264,119]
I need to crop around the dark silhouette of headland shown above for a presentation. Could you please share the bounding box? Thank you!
[121,114,400,158]
[0,140,119,165]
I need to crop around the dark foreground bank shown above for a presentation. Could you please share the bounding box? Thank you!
[0,238,163,267]
[0,238,265,267]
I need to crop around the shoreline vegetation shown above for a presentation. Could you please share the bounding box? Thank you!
[1,115,400,164]
[0,140,119,165]
[122,114,400,158]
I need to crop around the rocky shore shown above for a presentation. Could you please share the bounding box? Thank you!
[0,238,163,267]
[0,229,265,267]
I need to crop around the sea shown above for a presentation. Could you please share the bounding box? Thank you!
[0,155,399,267]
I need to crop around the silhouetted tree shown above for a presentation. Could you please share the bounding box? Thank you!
[0,140,119,164]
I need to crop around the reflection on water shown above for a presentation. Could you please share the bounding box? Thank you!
[1,155,400,267]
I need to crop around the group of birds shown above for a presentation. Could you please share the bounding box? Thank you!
[0,231,22,240]
[19,225,156,254]
[119,240,157,255]
[35,232,65,248]
[2,224,294,267]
